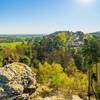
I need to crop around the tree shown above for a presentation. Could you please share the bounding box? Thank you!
[32,33,67,64]
[65,58,77,75]
[82,36,100,100]
[2,48,19,66]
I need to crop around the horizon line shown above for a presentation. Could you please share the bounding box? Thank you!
[0,30,99,35]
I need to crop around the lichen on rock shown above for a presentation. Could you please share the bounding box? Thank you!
[0,62,37,100]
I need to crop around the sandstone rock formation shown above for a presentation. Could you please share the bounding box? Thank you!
[0,62,37,100]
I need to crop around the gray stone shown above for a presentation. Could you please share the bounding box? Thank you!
[0,62,37,99]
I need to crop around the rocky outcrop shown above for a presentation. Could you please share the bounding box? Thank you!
[0,62,37,100]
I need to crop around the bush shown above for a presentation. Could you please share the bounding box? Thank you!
[38,62,72,87]
[65,58,77,75]
[38,61,88,90]
[19,56,30,66]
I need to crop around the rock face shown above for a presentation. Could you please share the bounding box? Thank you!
[0,62,37,100]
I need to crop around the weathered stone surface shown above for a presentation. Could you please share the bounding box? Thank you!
[0,62,36,100]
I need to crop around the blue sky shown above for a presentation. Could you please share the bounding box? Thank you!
[0,0,100,34]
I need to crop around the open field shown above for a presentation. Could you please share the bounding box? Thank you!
[0,42,25,48]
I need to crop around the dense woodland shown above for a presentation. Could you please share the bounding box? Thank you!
[0,31,100,99]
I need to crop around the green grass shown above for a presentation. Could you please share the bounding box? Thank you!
[0,42,26,48]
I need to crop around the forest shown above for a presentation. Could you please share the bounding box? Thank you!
[0,31,100,100]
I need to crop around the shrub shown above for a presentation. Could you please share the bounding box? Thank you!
[38,62,72,87]
[19,56,30,66]
[38,61,88,90]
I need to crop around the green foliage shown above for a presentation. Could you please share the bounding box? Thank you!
[0,32,93,97]
[19,56,30,66]
[71,71,88,90]
[0,42,24,48]
[38,62,69,86]
[0,35,40,43]
[32,33,68,64]
[56,32,66,44]
[2,48,19,66]
[65,58,77,74]
[82,36,100,67]
[38,62,52,83]
[38,61,88,90]
[81,35,100,99]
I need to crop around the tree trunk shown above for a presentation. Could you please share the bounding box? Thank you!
[88,69,91,100]
[96,63,98,82]
[91,80,98,100]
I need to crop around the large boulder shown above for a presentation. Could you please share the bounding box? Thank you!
[0,62,37,100]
